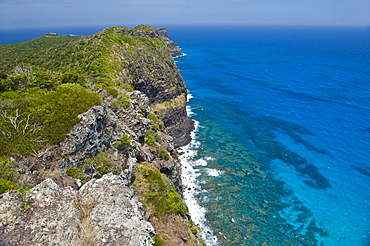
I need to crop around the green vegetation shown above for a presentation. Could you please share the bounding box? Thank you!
[114,134,131,150]
[66,151,122,185]
[0,157,24,194]
[148,113,164,131]
[157,148,170,160]
[119,83,134,92]
[111,92,131,109]
[144,113,166,147]
[133,162,187,219]
[0,33,82,71]
[0,25,172,89]
[0,25,175,158]
[188,219,200,235]
[145,130,156,146]
[153,234,164,246]
[0,83,101,156]
[151,94,186,117]
[105,86,119,96]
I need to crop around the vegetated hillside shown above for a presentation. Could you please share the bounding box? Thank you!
[0,25,202,246]
[0,24,193,147]
[0,33,82,71]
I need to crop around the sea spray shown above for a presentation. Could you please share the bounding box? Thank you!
[180,95,218,245]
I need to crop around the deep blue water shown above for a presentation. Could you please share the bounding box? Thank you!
[1,25,370,245]
[169,25,370,246]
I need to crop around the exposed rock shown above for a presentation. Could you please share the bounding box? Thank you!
[114,25,192,147]
[0,174,154,246]
[0,26,204,246]
[155,28,183,58]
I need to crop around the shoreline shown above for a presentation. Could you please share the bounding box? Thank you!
[179,94,218,246]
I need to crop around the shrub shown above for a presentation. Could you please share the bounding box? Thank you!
[145,130,155,146]
[30,83,101,144]
[66,167,87,184]
[153,235,164,246]
[0,157,22,194]
[0,78,9,92]
[148,114,164,131]
[66,151,122,185]
[0,83,101,156]
[111,93,131,109]
[133,162,188,219]
[105,86,119,96]
[29,70,55,89]
[119,83,134,92]
[157,148,170,160]
[0,178,18,194]
[114,134,131,150]
[7,74,29,90]
[60,71,78,84]
[118,93,130,107]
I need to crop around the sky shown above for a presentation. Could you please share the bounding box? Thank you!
[0,0,369,29]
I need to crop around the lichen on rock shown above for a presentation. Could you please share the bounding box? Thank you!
[0,174,154,246]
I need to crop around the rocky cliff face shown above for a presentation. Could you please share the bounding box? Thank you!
[113,25,194,148]
[0,87,202,245]
[0,25,203,246]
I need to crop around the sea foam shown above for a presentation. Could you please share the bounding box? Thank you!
[180,96,218,246]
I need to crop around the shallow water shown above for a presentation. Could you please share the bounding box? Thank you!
[172,25,370,246]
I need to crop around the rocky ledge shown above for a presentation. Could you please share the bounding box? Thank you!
[0,87,203,245]
[0,174,154,246]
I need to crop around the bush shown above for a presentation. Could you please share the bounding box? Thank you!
[133,162,188,219]
[66,167,87,184]
[153,235,164,246]
[0,157,22,194]
[0,78,9,92]
[157,148,170,160]
[105,86,119,96]
[0,83,101,156]
[60,71,78,84]
[148,114,164,131]
[114,134,131,150]
[30,83,101,144]
[111,93,131,109]
[0,178,18,194]
[66,151,122,185]
[119,83,134,92]
[145,130,155,146]
[29,70,55,89]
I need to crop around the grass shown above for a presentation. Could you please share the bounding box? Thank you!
[133,162,205,245]
[133,162,187,219]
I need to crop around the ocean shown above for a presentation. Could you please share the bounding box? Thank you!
[1,25,370,246]
[169,25,370,246]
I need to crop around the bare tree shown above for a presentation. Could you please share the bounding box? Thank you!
[1,109,41,139]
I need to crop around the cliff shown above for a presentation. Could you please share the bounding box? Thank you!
[0,25,203,245]
[114,26,194,147]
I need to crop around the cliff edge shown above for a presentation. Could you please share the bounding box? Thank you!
[0,25,203,245]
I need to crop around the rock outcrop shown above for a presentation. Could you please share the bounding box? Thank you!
[114,25,194,148]
[0,25,203,246]
[29,88,182,190]
[0,174,154,246]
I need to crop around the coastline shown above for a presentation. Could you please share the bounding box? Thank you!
[179,93,218,246]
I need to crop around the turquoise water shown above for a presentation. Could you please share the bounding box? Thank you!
[2,25,370,245]
[171,26,370,246]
